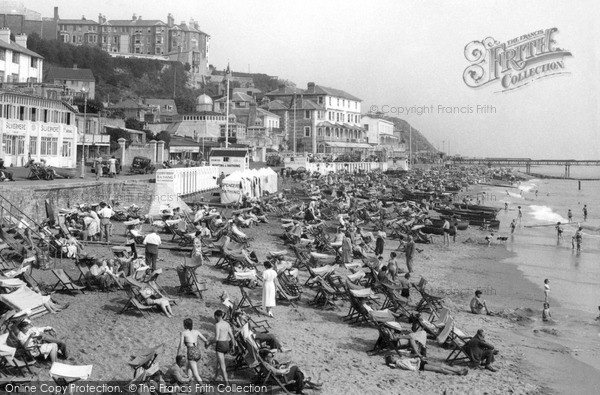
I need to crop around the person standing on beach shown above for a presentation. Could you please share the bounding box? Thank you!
[94,157,103,181]
[574,227,583,252]
[567,209,572,223]
[583,205,588,221]
[208,310,236,386]
[177,318,208,384]
[405,235,415,273]
[517,206,522,224]
[510,219,516,234]
[262,261,277,317]
[98,203,114,243]
[544,279,550,303]
[143,228,162,270]
[442,219,450,246]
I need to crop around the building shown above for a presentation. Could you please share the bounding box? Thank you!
[44,66,96,100]
[0,1,58,39]
[213,91,254,113]
[165,16,210,84]
[101,15,169,55]
[362,115,400,159]
[143,99,177,122]
[165,111,246,145]
[230,104,281,149]
[0,29,43,83]
[57,17,99,46]
[265,82,367,155]
[209,148,249,175]
[0,91,78,167]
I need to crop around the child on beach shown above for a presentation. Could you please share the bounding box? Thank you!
[542,303,551,322]
[544,279,550,303]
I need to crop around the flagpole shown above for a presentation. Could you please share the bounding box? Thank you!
[225,77,230,148]
[293,94,296,155]
[409,125,412,168]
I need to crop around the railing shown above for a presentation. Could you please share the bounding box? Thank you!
[0,194,56,254]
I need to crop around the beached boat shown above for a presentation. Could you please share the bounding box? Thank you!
[436,208,498,220]
[452,203,501,213]
[431,218,469,230]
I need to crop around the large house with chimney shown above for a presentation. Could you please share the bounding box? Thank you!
[264,82,368,155]
[0,28,43,83]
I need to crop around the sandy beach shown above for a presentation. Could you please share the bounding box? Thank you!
[15,181,600,395]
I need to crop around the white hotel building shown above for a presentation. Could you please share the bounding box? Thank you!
[0,29,79,168]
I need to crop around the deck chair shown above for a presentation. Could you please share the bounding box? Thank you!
[147,280,178,306]
[380,283,412,318]
[309,277,343,310]
[74,264,100,291]
[304,265,335,288]
[51,269,85,294]
[412,278,444,317]
[49,362,93,387]
[345,288,379,325]
[119,279,154,317]
[177,258,207,298]
[255,354,294,395]
[0,333,36,376]
[368,309,427,357]
[274,278,300,307]
[237,286,263,315]
[438,318,474,366]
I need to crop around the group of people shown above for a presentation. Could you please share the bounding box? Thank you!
[93,156,119,180]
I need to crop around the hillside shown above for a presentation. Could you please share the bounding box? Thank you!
[379,115,438,154]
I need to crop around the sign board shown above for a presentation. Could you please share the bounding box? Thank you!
[210,156,249,175]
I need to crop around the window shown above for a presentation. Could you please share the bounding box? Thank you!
[61,140,72,157]
[328,97,331,106]
[343,100,345,107]
[30,58,38,68]
[2,135,15,155]
[318,97,324,105]
[12,52,19,63]
[29,137,37,156]
[304,126,311,137]
[336,98,339,106]
[364,124,369,131]
[72,36,76,43]
[304,110,310,119]
[41,137,58,156]
[223,157,230,162]
[317,128,323,137]
[0,49,4,60]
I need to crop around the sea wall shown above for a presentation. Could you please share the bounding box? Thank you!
[0,180,156,223]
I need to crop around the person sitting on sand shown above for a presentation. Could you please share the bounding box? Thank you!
[463,329,499,372]
[470,290,492,315]
[164,355,191,387]
[385,354,468,375]
[542,303,551,322]
[259,349,323,394]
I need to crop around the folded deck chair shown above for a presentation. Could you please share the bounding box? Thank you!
[127,343,164,378]
[51,269,85,294]
[0,286,49,317]
[49,362,93,387]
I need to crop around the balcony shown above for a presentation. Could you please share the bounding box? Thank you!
[77,134,110,145]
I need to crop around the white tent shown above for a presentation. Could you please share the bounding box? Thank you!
[220,167,279,204]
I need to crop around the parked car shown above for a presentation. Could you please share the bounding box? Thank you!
[129,156,155,174]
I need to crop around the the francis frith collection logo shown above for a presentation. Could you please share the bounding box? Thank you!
[463,28,572,92]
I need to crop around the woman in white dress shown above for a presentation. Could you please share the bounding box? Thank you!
[262,261,277,317]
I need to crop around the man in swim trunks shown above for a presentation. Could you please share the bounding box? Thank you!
[210,310,236,385]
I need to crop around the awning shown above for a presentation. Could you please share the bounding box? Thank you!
[317,121,334,127]
[325,142,372,149]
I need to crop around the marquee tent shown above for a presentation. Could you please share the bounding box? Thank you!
[220,167,279,204]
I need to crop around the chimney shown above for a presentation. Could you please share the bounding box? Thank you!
[194,21,199,30]
[73,64,78,70]
[0,28,10,44]
[81,15,86,20]
[14,33,27,48]
[54,7,59,21]
[138,15,142,20]
[307,82,315,92]
[167,13,174,28]
[132,14,137,21]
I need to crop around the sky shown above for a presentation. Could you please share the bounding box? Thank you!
[20,0,600,159]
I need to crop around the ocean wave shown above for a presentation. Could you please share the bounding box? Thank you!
[529,205,568,223]
[519,184,537,193]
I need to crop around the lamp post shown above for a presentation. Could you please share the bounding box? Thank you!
[79,88,88,178]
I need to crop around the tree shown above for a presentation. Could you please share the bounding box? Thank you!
[125,118,146,131]
[155,130,171,148]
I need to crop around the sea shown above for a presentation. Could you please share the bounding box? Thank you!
[480,165,600,371]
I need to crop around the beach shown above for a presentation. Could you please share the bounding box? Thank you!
[17,175,599,395]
